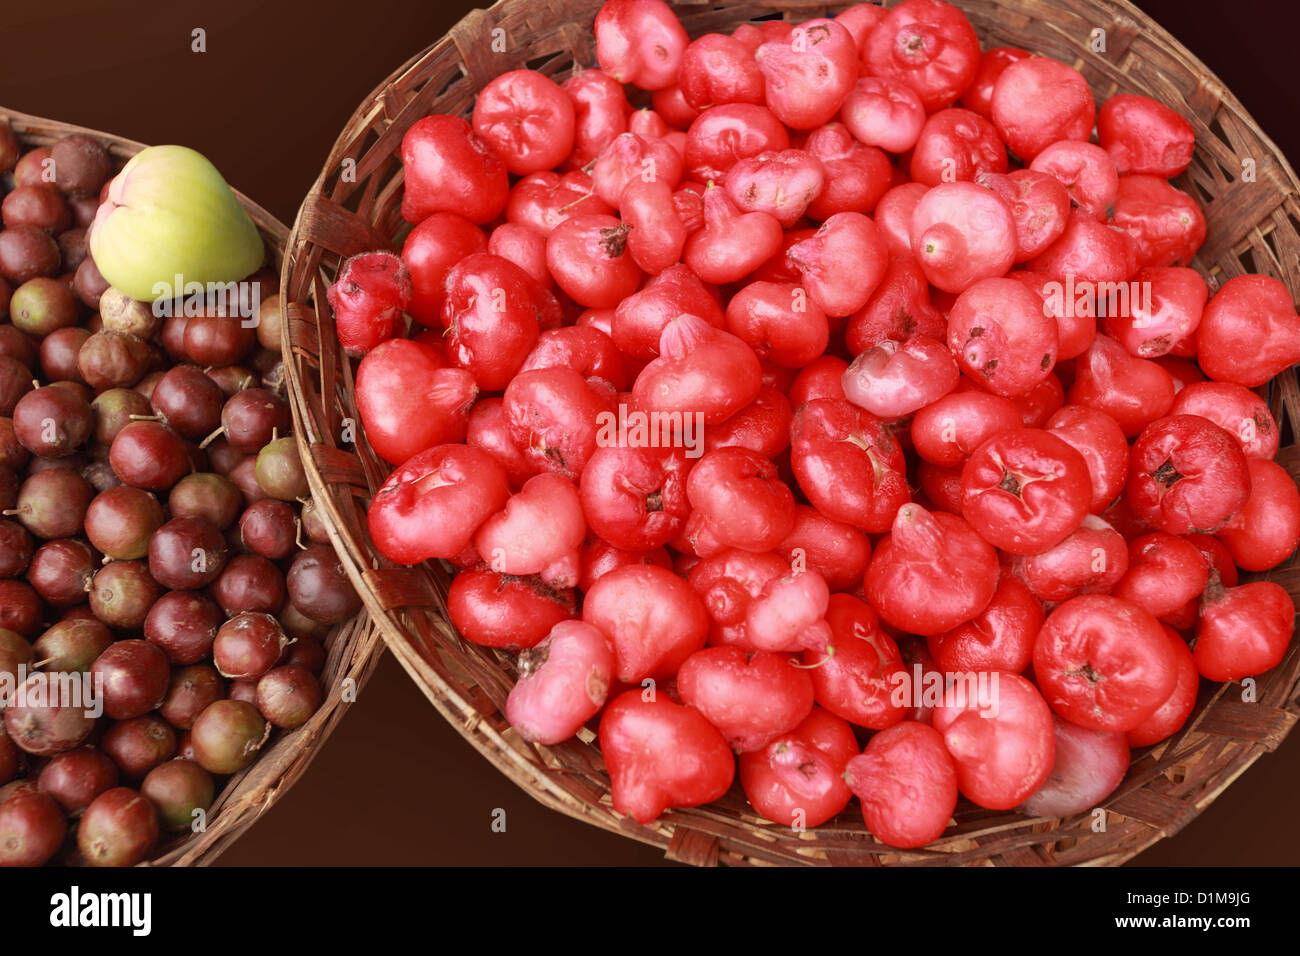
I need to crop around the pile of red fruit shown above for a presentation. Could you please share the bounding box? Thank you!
[0,122,361,866]
[333,0,1300,848]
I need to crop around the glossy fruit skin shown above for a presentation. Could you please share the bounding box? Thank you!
[1110,175,1205,270]
[948,277,1058,398]
[990,56,1095,161]
[776,505,870,592]
[927,573,1042,675]
[190,699,268,775]
[790,398,909,534]
[579,445,691,552]
[547,214,643,309]
[563,71,632,169]
[592,132,684,209]
[1016,514,1128,603]
[504,366,615,480]
[77,786,159,867]
[863,0,981,112]
[910,182,1016,294]
[755,19,859,130]
[579,539,671,592]
[1067,335,1175,439]
[631,314,762,425]
[326,251,412,356]
[684,447,794,554]
[141,758,215,831]
[841,77,926,154]
[803,123,893,220]
[1217,459,1300,572]
[255,665,322,729]
[583,564,708,683]
[402,212,488,326]
[472,70,576,175]
[1196,275,1300,388]
[1127,625,1199,747]
[911,108,1007,187]
[91,639,171,721]
[620,177,686,275]
[687,548,786,649]
[599,689,735,825]
[960,428,1092,555]
[846,721,958,848]
[1113,532,1209,619]
[3,672,97,755]
[1170,382,1278,461]
[1028,140,1118,222]
[738,705,858,828]
[874,182,927,257]
[368,444,510,565]
[978,172,1071,267]
[843,336,959,420]
[594,0,690,91]
[685,104,789,183]
[505,620,616,744]
[1101,265,1206,359]
[160,665,225,730]
[467,398,534,490]
[447,568,575,651]
[680,33,764,110]
[804,594,907,731]
[789,212,888,318]
[866,503,999,635]
[474,473,586,586]
[148,515,227,591]
[1045,405,1130,514]
[1018,715,1130,817]
[933,670,1054,810]
[685,187,783,286]
[613,263,724,361]
[487,220,548,292]
[0,791,66,866]
[1098,94,1195,177]
[487,219,549,284]
[846,255,945,354]
[13,384,94,458]
[101,715,177,780]
[910,391,1021,470]
[36,747,119,816]
[960,46,1031,119]
[1034,595,1177,732]
[522,325,628,391]
[1126,414,1251,535]
[1194,581,1295,682]
[356,340,476,466]
[724,150,825,230]
[286,545,362,624]
[144,591,223,664]
[508,170,614,238]
[108,421,189,491]
[400,114,509,225]
[677,646,814,752]
[442,253,551,390]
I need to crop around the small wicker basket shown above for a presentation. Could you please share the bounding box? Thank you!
[1,106,385,867]
[280,0,1300,866]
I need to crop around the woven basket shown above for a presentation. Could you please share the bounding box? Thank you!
[1,106,385,867]
[280,0,1300,866]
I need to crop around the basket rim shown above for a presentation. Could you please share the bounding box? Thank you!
[278,0,1300,866]
[2,104,386,867]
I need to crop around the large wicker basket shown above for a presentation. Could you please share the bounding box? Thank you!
[1,107,385,867]
[280,0,1300,865]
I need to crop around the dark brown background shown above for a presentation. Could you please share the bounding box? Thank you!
[4,0,1298,865]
